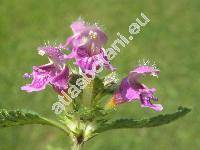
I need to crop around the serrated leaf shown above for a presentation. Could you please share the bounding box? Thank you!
[95,107,191,133]
[0,109,69,134]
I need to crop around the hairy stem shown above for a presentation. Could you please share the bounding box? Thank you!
[71,142,83,150]
[71,134,84,150]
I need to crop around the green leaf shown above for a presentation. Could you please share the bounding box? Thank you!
[95,107,191,133]
[92,77,104,102]
[0,109,69,134]
[81,77,105,106]
[92,77,104,97]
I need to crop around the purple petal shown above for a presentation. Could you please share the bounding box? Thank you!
[74,50,115,77]
[38,45,66,65]
[141,102,163,111]
[71,20,86,34]
[128,66,159,82]
[139,89,163,111]
[21,64,57,92]
[112,65,163,111]
[51,67,69,91]
[66,20,107,55]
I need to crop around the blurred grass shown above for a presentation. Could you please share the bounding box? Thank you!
[0,0,199,149]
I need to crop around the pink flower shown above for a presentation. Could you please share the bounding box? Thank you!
[21,45,69,93]
[64,20,115,77]
[108,66,163,111]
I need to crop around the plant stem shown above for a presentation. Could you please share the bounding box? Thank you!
[71,134,84,150]
[71,142,83,150]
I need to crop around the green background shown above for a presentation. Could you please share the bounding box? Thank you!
[0,0,199,149]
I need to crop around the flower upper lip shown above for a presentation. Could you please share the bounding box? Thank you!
[66,20,107,54]
[128,66,159,83]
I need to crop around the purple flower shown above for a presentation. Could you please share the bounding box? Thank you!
[108,66,163,111]
[21,45,69,93]
[64,20,115,77]
[38,44,67,65]
[66,20,107,51]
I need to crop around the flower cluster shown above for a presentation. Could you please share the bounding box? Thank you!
[21,19,163,111]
